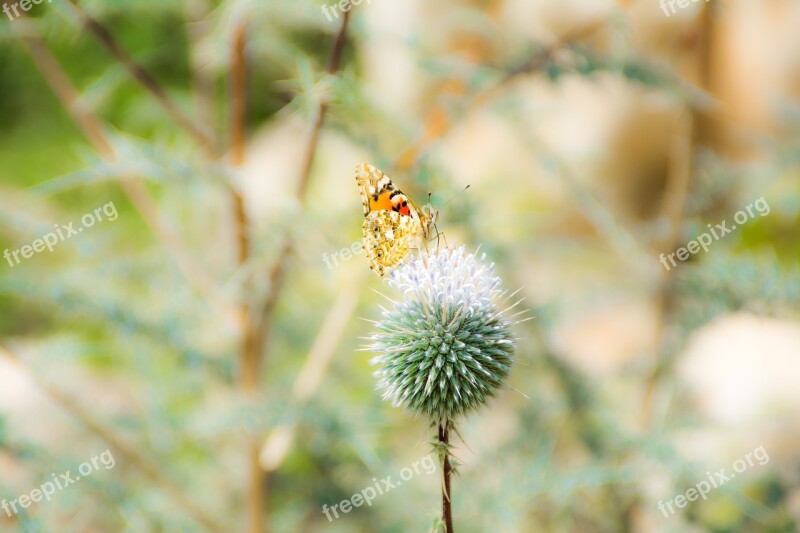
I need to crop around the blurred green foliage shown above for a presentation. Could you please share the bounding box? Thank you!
[1,1,799,532]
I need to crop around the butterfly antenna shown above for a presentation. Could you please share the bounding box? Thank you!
[428,186,468,251]
[433,184,471,211]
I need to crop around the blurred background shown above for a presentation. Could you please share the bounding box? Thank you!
[1,0,799,531]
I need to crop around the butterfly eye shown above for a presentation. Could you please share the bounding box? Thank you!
[376,250,383,258]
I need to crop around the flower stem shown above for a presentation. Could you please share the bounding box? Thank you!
[439,421,454,533]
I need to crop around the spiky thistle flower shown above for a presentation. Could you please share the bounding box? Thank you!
[368,246,517,424]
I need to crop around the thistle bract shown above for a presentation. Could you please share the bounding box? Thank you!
[369,246,516,423]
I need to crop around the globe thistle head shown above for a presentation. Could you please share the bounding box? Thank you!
[368,246,517,424]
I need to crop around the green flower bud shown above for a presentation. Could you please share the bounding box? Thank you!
[369,246,516,423]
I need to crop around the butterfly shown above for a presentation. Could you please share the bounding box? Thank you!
[355,163,436,276]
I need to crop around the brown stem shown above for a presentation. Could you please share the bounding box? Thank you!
[235,11,351,532]
[225,18,265,533]
[439,422,454,533]
[295,8,351,199]
[229,20,250,271]
[246,9,352,382]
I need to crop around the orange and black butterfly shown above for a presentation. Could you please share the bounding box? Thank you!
[355,163,436,276]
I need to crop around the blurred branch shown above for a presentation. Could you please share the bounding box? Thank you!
[524,322,634,532]
[295,9,351,200]
[291,280,360,403]
[394,15,610,172]
[65,0,217,156]
[508,116,652,270]
[231,12,350,533]
[225,18,266,533]
[259,277,361,471]
[245,10,352,385]
[632,4,715,530]
[0,345,226,533]
[238,16,351,528]
[17,34,113,156]
[230,20,250,266]
[17,31,239,327]
[186,0,216,135]
[640,1,716,433]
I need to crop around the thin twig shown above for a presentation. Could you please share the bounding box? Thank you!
[260,278,362,471]
[239,16,351,524]
[507,115,652,271]
[246,9,352,384]
[65,0,217,156]
[629,6,715,530]
[291,281,361,403]
[224,18,266,533]
[235,14,352,532]
[0,345,226,533]
[229,17,250,272]
[295,8,351,199]
[17,31,239,326]
[640,0,714,433]
[242,18,350,512]
[393,16,609,172]
[18,34,113,157]
[639,110,694,430]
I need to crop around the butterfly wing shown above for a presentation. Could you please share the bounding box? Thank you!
[362,210,422,277]
[355,162,432,233]
[355,163,432,276]
[356,162,402,212]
